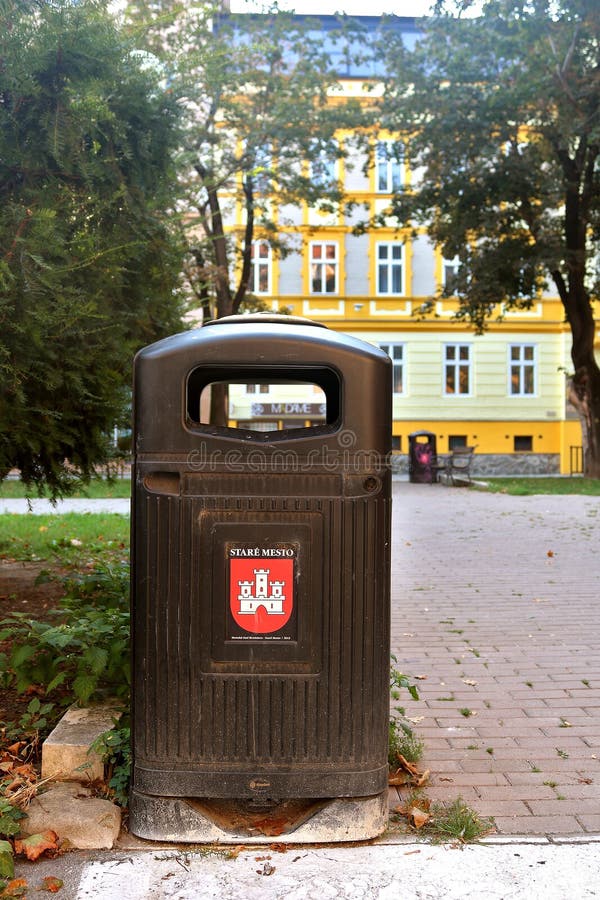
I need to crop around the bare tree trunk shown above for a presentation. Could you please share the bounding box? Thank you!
[568,371,600,479]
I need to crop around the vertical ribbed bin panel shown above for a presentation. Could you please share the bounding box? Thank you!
[133,481,390,798]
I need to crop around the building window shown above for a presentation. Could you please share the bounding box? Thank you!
[246,384,269,394]
[376,140,404,193]
[378,343,404,394]
[376,243,404,295]
[310,242,338,294]
[514,435,533,452]
[391,435,402,451]
[509,344,536,395]
[442,255,460,290]
[252,143,272,195]
[449,435,468,450]
[310,141,337,187]
[250,240,271,294]
[444,344,471,395]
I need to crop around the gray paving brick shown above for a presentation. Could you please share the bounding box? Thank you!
[390,482,600,837]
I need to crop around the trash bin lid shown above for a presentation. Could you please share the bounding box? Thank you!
[203,313,327,329]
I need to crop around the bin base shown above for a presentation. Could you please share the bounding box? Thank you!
[129,790,388,844]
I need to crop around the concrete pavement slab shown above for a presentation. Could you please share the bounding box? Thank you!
[13,839,600,899]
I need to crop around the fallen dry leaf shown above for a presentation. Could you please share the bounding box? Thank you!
[41,876,64,893]
[14,831,59,862]
[0,878,28,898]
[410,807,431,829]
[388,770,410,786]
[462,679,477,686]
[6,744,25,757]
[394,797,432,830]
[415,768,430,788]
[389,754,429,788]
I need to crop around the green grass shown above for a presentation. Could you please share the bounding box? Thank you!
[0,513,129,563]
[0,478,131,499]
[482,477,600,495]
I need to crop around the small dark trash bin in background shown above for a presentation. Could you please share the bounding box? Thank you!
[129,314,392,843]
[408,430,439,484]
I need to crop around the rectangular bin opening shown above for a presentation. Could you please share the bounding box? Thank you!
[187,366,341,436]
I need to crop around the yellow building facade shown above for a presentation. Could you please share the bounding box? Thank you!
[222,35,590,476]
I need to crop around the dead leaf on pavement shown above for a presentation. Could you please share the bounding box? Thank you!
[14,831,59,862]
[462,679,477,686]
[41,877,64,893]
[0,878,28,898]
[389,753,429,788]
[394,797,432,830]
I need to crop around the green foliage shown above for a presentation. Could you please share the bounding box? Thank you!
[0,561,130,708]
[0,0,185,496]
[389,655,421,766]
[389,718,424,767]
[0,838,15,880]
[91,723,131,807]
[0,799,25,840]
[375,0,600,473]
[124,2,368,324]
[390,655,420,706]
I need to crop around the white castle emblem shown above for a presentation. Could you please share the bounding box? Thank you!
[237,568,286,615]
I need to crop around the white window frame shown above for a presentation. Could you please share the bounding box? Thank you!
[376,242,405,296]
[378,343,405,395]
[375,140,404,193]
[310,241,339,294]
[444,343,472,396]
[509,343,537,396]
[250,239,272,295]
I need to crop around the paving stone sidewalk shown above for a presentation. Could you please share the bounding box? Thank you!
[389,481,600,836]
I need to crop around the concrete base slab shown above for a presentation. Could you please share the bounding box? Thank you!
[129,790,388,844]
[41,703,122,783]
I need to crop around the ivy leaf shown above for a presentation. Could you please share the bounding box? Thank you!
[0,840,14,880]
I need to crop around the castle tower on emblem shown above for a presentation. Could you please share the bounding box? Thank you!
[238,568,286,615]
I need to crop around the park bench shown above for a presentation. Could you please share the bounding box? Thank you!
[441,445,477,485]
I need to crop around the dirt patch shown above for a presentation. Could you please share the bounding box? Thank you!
[0,559,67,726]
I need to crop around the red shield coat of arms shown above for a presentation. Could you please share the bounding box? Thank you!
[229,554,294,635]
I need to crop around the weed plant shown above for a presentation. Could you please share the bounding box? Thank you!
[430,797,494,843]
[0,560,130,711]
[389,655,422,767]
